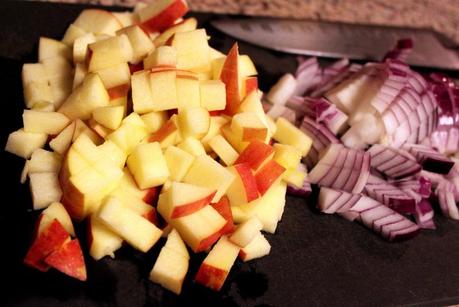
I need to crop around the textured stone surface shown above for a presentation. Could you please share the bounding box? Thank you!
[37,0,459,45]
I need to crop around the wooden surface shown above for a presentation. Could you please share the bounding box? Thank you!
[32,0,459,45]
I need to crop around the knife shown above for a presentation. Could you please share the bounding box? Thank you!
[211,18,459,71]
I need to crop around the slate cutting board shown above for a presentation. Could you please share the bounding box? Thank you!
[1,2,459,306]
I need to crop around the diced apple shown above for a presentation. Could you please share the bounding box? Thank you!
[23,81,54,108]
[164,228,189,259]
[273,143,302,169]
[231,206,249,224]
[94,63,131,89]
[282,168,307,188]
[109,188,156,219]
[183,155,235,202]
[234,140,274,171]
[177,137,206,157]
[98,140,127,169]
[106,117,149,155]
[38,37,72,62]
[127,142,169,189]
[44,239,87,281]
[255,159,285,195]
[72,119,102,144]
[113,11,135,27]
[29,172,62,210]
[177,106,209,139]
[5,129,47,159]
[87,35,133,72]
[160,205,226,252]
[31,102,54,112]
[241,181,287,233]
[239,232,271,262]
[153,17,197,47]
[23,110,70,135]
[176,74,201,110]
[73,33,96,63]
[210,196,234,235]
[144,46,177,69]
[172,29,211,73]
[29,149,62,173]
[208,135,238,166]
[231,112,268,142]
[93,105,125,130]
[195,236,239,291]
[138,0,188,33]
[73,9,123,36]
[229,216,262,247]
[199,80,226,111]
[164,146,195,181]
[58,74,110,120]
[141,111,169,133]
[88,118,113,138]
[273,117,312,157]
[148,115,180,147]
[226,163,259,206]
[22,63,48,86]
[24,219,69,272]
[73,63,87,89]
[149,246,188,294]
[220,123,249,153]
[41,57,73,107]
[200,116,230,152]
[98,197,162,252]
[242,77,258,97]
[132,71,154,114]
[115,168,158,204]
[21,160,29,184]
[38,202,75,237]
[220,44,240,115]
[116,25,154,64]
[62,23,87,46]
[158,181,216,219]
[49,122,75,155]
[149,69,179,111]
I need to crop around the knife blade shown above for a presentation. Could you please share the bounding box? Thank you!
[211,18,459,71]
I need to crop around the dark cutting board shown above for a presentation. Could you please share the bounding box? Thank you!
[1,2,459,306]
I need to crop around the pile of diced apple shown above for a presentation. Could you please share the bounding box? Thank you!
[5,0,312,293]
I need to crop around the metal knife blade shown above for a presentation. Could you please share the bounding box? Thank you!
[211,18,459,71]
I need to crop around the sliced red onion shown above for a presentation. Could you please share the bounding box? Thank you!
[266,104,298,124]
[318,187,419,241]
[392,176,432,199]
[302,97,348,134]
[367,144,421,179]
[435,180,459,220]
[402,143,455,174]
[382,39,414,62]
[287,163,312,198]
[308,144,370,193]
[311,64,362,98]
[429,126,459,155]
[417,218,436,230]
[294,57,321,96]
[413,199,434,223]
[364,174,416,214]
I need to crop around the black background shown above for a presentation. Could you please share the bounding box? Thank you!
[1,2,459,306]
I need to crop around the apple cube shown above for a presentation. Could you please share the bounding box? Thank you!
[141,111,169,133]
[49,122,75,155]
[94,63,130,89]
[176,74,201,110]
[220,44,241,115]
[44,239,87,281]
[273,143,302,170]
[208,135,238,166]
[113,12,135,27]
[93,105,125,130]
[242,77,258,97]
[23,81,54,108]
[109,188,156,219]
[172,29,211,73]
[73,32,96,63]
[149,69,179,111]
[5,129,47,159]
[177,106,209,139]
[210,196,234,235]
[22,63,48,86]
[199,80,226,111]
[72,119,103,144]
[132,71,154,114]
[177,137,206,157]
[200,116,230,152]
[234,140,274,171]
[282,168,307,188]
[58,74,110,120]
[23,110,70,135]
[21,160,29,184]
[144,46,177,69]
[98,141,127,169]
[183,155,235,202]
[153,17,197,47]
[231,206,249,224]
[195,236,240,291]
[138,0,188,33]
[238,91,270,130]
[127,142,169,189]
[29,172,62,210]
[116,25,154,64]
[116,168,158,203]
[273,117,312,157]
[229,216,262,248]
[162,205,226,252]
[38,202,75,237]
[98,197,162,252]
[73,9,123,36]
[38,37,71,62]
[164,228,189,259]
[226,163,259,206]
[87,35,133,72]
[220,123,249,153]
[88,118,113,139]
[164,146,195,181]
[148,115,180,147]
[158,181,216,219]
[24,219,69,272]
[255,160,285,195]
[62,23,87,46]
[29,149,62,173]
[239,232,271,262]
[149,246,189,294]
[231,112,268,142]
[73,63,87,89]
[242,181,287,233]
[106,117,149,155]
[41,57,73,106]
[31,102,54,112]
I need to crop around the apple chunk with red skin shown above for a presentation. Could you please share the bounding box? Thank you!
[226,163,259,207]
[255,159,286,195]
[87,215,123,261]
[210,196,234,235]
[234,140,274,171]
[221,43,241,116]
[45,239,87,281]
[138,0,188,33]
[157,181,216,219]
[195,236,240,291]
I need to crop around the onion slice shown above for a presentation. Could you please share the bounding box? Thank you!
[367,144,421,179]
[402,143,455,174]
